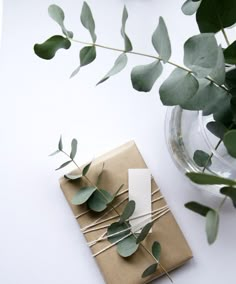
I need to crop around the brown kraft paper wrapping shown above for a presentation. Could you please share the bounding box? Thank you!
[60,141,192,284]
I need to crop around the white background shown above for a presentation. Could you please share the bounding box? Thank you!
[0,0,236,283]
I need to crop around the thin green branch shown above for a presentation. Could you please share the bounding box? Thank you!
[70,38,229,93]
[221,28,230,46]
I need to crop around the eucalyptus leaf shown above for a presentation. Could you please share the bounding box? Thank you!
[220,187,236,208]
[159,68,199,106]
[225,68,236,90]
[97,53,128,85]
[48,4,73,38]
[107,222,130,243]
[82,161,92,176]
[205,210,219,245]
[193,150,212,168]
[206,121,228,139]
[131,60,163,92]
[34,35,71,60]
[210,46,225,85]
[119,200,136,224]
[55,160,72,171]
[49,150,60,156]
[70,46,96,78]
[136,222,153,244]
[213,97,233,127]
[181,0,202,16]
[80,1,97,43]
[152,17,171,63]
[70,138,78,159]
[71,186,96,205]
[58,136,63,151]
[121,6,132,52]
[186,172,236,186]
[184,33,218,78]
[223,129,236,158]
[87,189,113,212]
[64,173,82,180]
[185,201,211,217]
[196,0,236,33]
[142,263,157,278]
[152,241,161,261]
[117,235,139,257]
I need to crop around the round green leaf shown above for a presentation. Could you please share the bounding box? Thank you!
[142,263,157,278]
[181,0,202,16]
[152,241,161,261]
[82,161,92,176]
[87,189,113,212]
[119,200,136,223]
[136,222,153,244]
[131,60,163,92]
[34,35,71,60]
[184,33,218,78]
[71,186,96,205]
[223,129,236,158]
[117,235,139,257]
[186,172,236,186]
[64,173,82,180]
[185,201,211,217]
[159,68,199,106]
[97,53,128,85]
[196,0,236,33]
[107,222,130,243]
[207,121,228,139]
[205,210,219,245]
[193,150,212,168]
[121,6,132,52]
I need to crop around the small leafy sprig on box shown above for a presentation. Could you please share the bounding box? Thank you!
[51,136,172,281]
[35,1,236,244]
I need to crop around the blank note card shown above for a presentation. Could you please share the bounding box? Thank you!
[128,169,152,232]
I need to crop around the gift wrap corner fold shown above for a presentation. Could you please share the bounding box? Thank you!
[60,141,193,284]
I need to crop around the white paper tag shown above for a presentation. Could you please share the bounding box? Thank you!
[128,169,152,233]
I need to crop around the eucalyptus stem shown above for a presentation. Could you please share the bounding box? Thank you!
[221,28,230,46]
[218,196,227,211]
[70,38,229,93]
[202,139,222,173]
[61,149,172,282]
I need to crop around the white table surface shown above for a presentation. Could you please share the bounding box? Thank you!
[0,1,236,283]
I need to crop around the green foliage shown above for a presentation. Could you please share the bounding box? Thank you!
[70,138,77,159]
[55,160,72,170]
[193,150,212,168]
[185,201,211,216]
[64,173,82,180]
[71,186,96,205]
[159,68,199,106]
[196,0,236,33]
[87,189,113,212]
[58,136,63,151]
[184,33,218,78]
[131,60,163,92]
[136,222,153,244]
[71,46,96,78]
[80,2,97,43]
[205,209,219,244]
[186,172,236,186]
[34,35,71,60]
[152,17,171,63]
[82,161,92,176]
[224,41,236,65]
[206,121,228,139]
[119,200,136,223]
[121,6,132,52]
[220,187,236,208]
[48,4,73,38]
[223,130,236,158]
[107,222,130,243]
[142,263,157,278]
[97,53,128,85]
[210,47,225,85]
[181,0,202,16]
[152,241,161,261]
[117,235,139,257]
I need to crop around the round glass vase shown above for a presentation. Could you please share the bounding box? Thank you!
[165,106,236,194]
